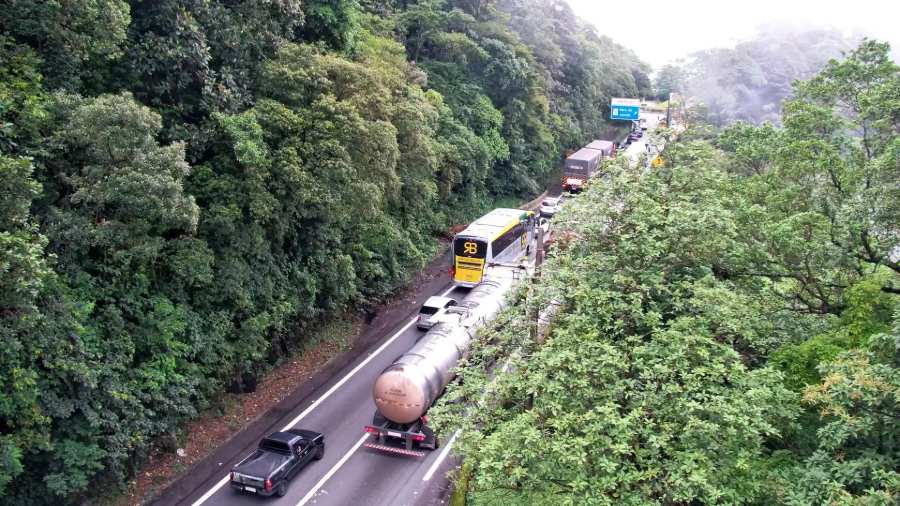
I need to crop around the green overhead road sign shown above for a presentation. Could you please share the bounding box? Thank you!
[610,97,641,121]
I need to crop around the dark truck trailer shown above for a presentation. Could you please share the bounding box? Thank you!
[585,139,616,158]
[562,147,603,193]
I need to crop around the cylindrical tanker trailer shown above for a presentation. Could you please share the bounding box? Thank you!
[364,277,513,456]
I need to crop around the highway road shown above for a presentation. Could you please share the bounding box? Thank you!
[179,282,470,506]
[624,110,665,164]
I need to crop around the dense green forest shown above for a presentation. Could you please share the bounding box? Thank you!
[655,26,858,126]
[0,0,649,502]
[434,41,899,504]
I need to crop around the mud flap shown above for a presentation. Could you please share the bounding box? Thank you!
[372,412,386,444]
[420,424,438,451]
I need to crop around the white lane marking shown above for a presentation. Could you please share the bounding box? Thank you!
[279,288,455,431]
[416,354,513,488]
[296,433,369,506]
[422,430,460,481]
[191,285,457,506]
[190,476,229,506]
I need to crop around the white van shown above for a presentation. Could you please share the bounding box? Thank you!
[416,296,458,330]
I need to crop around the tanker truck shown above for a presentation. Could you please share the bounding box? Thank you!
[364,275,516,456]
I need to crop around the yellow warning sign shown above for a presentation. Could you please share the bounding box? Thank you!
[652,156,664,168]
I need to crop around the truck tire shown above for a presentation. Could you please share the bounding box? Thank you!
[314,443,325,460]
[276,481,287,497]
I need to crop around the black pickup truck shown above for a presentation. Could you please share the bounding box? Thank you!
[230,429,325,497]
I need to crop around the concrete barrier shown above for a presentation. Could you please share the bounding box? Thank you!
[520,190,549,211]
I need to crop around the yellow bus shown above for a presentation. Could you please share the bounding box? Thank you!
[451,208,535,287]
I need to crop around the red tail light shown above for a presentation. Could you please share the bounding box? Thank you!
[365,426,380,434]
[264,479,272,492]
[413,434,425,442]
[448,266,455,277]
[230,471,234,481]
[416,315,421,321]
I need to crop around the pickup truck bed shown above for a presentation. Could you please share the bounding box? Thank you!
[230,430,324,497]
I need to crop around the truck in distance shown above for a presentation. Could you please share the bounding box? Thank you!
[230,429,324,497]
[563,139,616,194]
[562,148,602,193]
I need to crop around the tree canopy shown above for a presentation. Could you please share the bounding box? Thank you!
[434,40,900,505]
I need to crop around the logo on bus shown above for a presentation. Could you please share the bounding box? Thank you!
[463,242,479,255]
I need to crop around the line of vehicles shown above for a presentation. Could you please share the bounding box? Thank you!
[223,125,628,496]
[217,107,660,501]
[363,132,649,457]
[225,104,652,492]
[367,208,537,454]
[562,118,648,193]
[227,207,539,495]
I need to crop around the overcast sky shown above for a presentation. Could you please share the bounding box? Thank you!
[566,0,900,71]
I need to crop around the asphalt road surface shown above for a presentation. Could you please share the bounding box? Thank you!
[181,283,471,506]
[624,110,665,164]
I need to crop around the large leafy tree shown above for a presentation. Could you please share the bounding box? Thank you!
[436,40,900,505]
[718,40,900,315]
[434,153,800,504]
[0,0,130,90]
